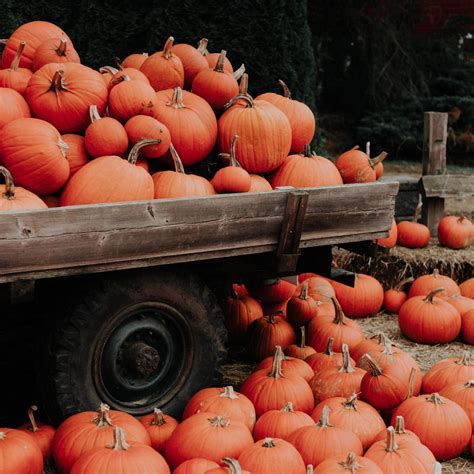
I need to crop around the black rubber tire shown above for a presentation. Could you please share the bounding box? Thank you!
[41,268,226,423]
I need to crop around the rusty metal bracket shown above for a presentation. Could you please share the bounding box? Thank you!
[275,189,309,273]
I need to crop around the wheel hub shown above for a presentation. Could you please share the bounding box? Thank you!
[123,342,160,377]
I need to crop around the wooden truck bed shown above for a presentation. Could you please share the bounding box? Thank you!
[0,182,399,283]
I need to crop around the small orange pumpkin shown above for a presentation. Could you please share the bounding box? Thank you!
[18,405,55,459]
[173,41,209,88]
[32,37,80,71]
[383,277,413,314]
[139,408,178,454]
[438,215,473,249]
[121,52,149,70]
[0,41,33,96]
[124,115,170,159]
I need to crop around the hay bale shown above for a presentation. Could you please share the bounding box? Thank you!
[334,240,473,288]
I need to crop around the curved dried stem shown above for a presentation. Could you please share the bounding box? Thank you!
[423,288,445,303]
[169,143,185,174]
[128,139,162,165]
[10,40,26,71]
[214,50,227,73]
[233,64,246,80]
[168,87,185,109]
[278,79,291,99]
[268,346,284,379]
[89,104,102,123]
[394,277,414,292]
[339,344,355,373]
[197,38,209,55]
[162,36,175,59]
[316,405,332,427]
[0,166,16,200]
[224,94,254,109]
[27,405,40,432]
[92,403,114,427]
[111,427,130,451]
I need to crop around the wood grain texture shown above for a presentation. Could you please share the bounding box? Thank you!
[0,182,399,282]
[421,174,474,198]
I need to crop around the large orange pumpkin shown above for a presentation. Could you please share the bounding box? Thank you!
[2,20,71,70]
[313,452,383,474]
[256,80,316,153]
[270,144,343,188]
[218,93,292,173]
[60,139,156,206]
[0,41,33,96]
[140,36,184,91]
[0,117,69,195]
[26,63,108,133]
[154,87,217,166]
[0,166,47,211]
[0,427,43,474]
[438,215,473,249]
[52,403,151,473]
[0,87,31,129]
[305,337,354,375]
[440,380,474,428]
[408,269,461,298]
[397,204,431,249]
[152,143,215,199]
[32,37,80,71]
[124,115,171,158]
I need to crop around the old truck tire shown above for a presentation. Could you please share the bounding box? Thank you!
[41,268,226,423]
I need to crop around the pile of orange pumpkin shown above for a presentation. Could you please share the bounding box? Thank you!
[0,20,392,213]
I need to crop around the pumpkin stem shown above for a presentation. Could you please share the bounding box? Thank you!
[457,351,473,366]
[0,432,6,440]
[282,401,294,412]
[393,415,407,434]
[267,312,283,324]
[233,64,246,80]
[363,353,383,376]
[89,104,102,123]
[0,166,16,200]
[268,347,284,379]
[299,282,309,300]
[224,93,255,110]
[151,408,166,426]
[342,393,359,410]
[169,87,186,109]
[464,380,474,388]
[220,386,239,400]
[426,393,445,405]
[405,367,416,400]
[316,405,332,428]
[99,66,119,75]
[58,137,69,159]
[331,297,346,325]
[111,426,130,451]
[128,139,162,165]
[385,426,399,453]
[208,415,231,428]
[423,288,445,303]
[114,57,124,70]
[56,38,68,56]
[366,141,371,157]
[26,405,40,432]
[324,336,335,355]
[168,143,186,174]
[162,36,175,59]
[299,326,307,349]
[306,465,314,474]
[221,458,243,474]
[110,74,130,86]
[10,40,26,71]
[412,198,422,223]
[339,344,355,374]
[432,269,440,278]
[92,403,114,427]
[302,144,312,157]
[278,79,291,99]
[238,73,249,96]
[228,135,242,167]
[213,50,227,73]
[197,38,209,55]
[50,70,68,94]
[340,452,362,471]
[394,277,414,292]
[262,437,276,448]
[368,151,388,169]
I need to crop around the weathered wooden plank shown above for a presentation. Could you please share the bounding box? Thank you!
[420,174,474,198]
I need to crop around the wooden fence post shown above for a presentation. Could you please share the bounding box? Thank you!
[421,112,448,234]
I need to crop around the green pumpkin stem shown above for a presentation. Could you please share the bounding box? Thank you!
[10,40,26,71]
[423,288,445,303]
[162,36,174,59]
[221,458,243,474]
[112,427,130,451]
[27,405,40,432]
[197,38,209,55]
[316,405,332,427]
[220,386,239,400]
[151,408,166,426]
[385,426,399,452]
[169,143,186,174]
[278,79,291,99]
[92,403,114,427]
[214,50,227,73]
[0,166,16,200]
[128,139,162,165]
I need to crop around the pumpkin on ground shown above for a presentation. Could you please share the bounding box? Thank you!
[376,218,397,248]
[460,278,474,298]
[391,392,471,460]
[383,277,414,314]
[0,41,33,96]
[70,427,170,474]
[32,37,80,71]
[437,215,472,249]
[396,202,431,248]
[0,166,47,211]
[60,139,156,206]
[256,80,316,153]
[398,288,461,344]
[408,269,461,298]
[439,380,474,427]
[164,413,253,469]
[462,309,474,344]
[285,326,317,360]
[18,405,55,460]
[0,427,43,474]
[313,452,383,474]
[139,408,178,454]
[238,437,306,474]
[26,62,108,134]
[0,87,31,129]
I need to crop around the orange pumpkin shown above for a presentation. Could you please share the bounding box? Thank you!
[382,277,413,314]
[18,405,55,460]
[351,332,392,364]
[440,380,474,428]
[460,278,474,298]
[335,147,387,184]
[373,415,420,444]
[376,218,398,248]
[26,63,108,133]
[257,80,316,153]
[442,294,474,316]
[108,75,157,123]
[121,52,149,70]
[0,117,69,195]
[173,42,209,88]
[0,428,43,474]
[271,144,343,188]
[2,20,71,70]
[154,87,217,166]
[140,36,184,91]
[61,134,90,177]
[397,205,431,249]
[152,143,215,198]
[305,337,355,374]
[0,166,47,211]
[201,39,234,73]
[60,139,156,206]
[212,135,251,193]
[173,458,220,474]
[124,115,170,158]
[0,87,31,129]
[285,326,317,360]
[0,41,33,96]
[84,105,129,158]
[438,215,473,249]
[313,452,383,474]
[462,309,474,344]
[218,93,292,173]
[192,50,239,110]
[408,269,460,298]
[32,37,80,71]
[252,278,297,303]
[249,174,272,192]
[205,458,250,474]
[287,282,320,327]
[139,408,178,454]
